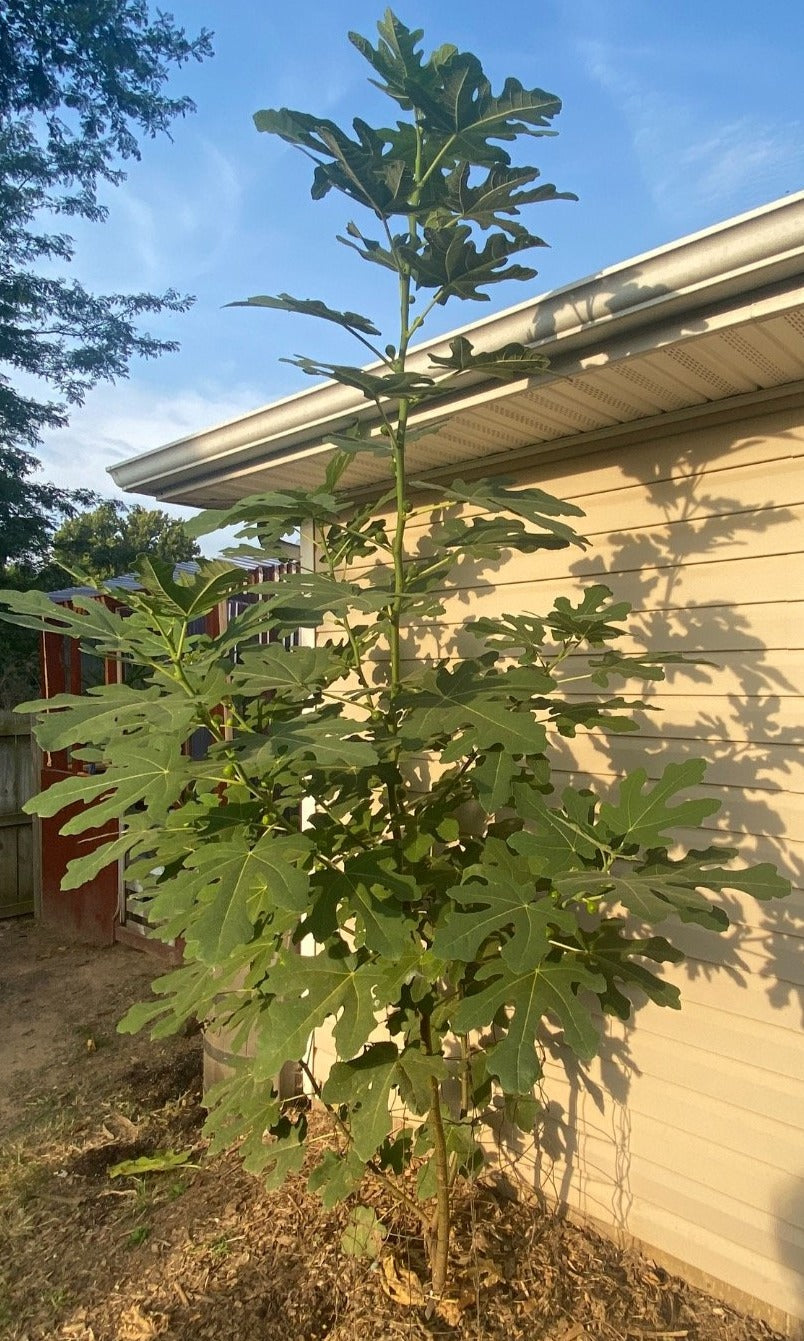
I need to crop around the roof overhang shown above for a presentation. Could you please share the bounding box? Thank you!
[109,191,804,508]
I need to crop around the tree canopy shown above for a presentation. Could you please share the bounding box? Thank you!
[0,0,211,701]
[0,497,199,708]
[0,0,212,454]
[0,0,211,585]
[52,499,199,581]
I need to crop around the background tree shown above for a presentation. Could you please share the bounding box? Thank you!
[0,0,212,564]
[0,497,199,708]
[52,499,200,582]
[0,0,211,705]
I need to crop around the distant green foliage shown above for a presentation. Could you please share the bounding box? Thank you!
[0,499,199,706]
[1,11,790,1295]
[0,0,212,458]
[53,500,199,582]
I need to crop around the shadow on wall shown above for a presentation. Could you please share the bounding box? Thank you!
[394,404,803,1299]
[518,413,804,1297]
[351,268,801,1299]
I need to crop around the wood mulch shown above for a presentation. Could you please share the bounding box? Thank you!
[0,918,787,1341]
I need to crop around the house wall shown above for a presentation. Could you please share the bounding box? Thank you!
[312,399,804,1330]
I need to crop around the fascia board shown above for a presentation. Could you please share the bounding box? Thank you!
[109,191,804,499]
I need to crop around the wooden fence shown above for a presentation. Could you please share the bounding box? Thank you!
[0,712,36,918]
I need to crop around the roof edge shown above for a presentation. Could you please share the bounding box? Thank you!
[109,190,804,499]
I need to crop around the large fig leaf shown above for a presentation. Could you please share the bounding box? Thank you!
[414,477,586,545]
[227,292,380,336]
[174,831,311,964]
[451,956,605,1092]
[322,1041,399,1160]
[434,837,574,970]
[252,946,392,1078]
[24,685,197,753]
[229,644,347,702]
[25,736,191,833]
[428,334,549,381]
[552,866,728,930]
[399,658,550,757]
[599,761,720,847]
[579,920,683,1019]
[400,224,539,302]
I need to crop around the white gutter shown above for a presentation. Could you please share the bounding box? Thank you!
[109,190,804,501]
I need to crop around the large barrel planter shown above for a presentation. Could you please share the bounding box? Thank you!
[203,1014,301,1100]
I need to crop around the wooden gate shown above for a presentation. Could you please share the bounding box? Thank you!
[0,712,35,918]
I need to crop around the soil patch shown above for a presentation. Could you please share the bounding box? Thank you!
[0,917,787,1341]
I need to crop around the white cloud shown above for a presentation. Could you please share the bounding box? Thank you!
[66,133,245,294]
[671,119,804,211]
[581,39,804,223]
[37,379,264,555]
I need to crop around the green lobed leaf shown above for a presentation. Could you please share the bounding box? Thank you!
[340,1205,387,1259]
[251,945,381,1079]
[178,831,312,964]
[414,476,587,548]
[316,853,419,956]
[308,1147,366,1207]
[258,1114,309,1187]
[25,736,191,833]
[579,920,683,1019]
[416,1117,483,1199]
[428,334,550,382]
[398,658,550,758]
[237,716,379,771]
[322,1041,399,1160]
[432,163,574,232]
[451,956,605,1091]
[472,747,522,813]
[552,866,728,930]
[400,224,540,303]
[131,557,244,621]
[510,785,601,875]
[62,820,157,891]
[393,1049,449,1116]
[599,762,721,848]
[26,684,198,754]
[229,644,348,702]
[226,292,380,335]
[434,837,575,971]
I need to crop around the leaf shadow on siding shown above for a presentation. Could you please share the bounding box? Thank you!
[525,419,804,1249]
[562,423,803,1007]
[421,415,803,1251]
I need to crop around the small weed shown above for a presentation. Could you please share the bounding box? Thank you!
[0,1152,49,1208]
[0,1287,14,1329]
[45,1285,73,1312]
[209,1235,232,1259]
[126,1225,151,1248]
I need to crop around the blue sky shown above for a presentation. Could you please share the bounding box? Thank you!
[36,0,804,532]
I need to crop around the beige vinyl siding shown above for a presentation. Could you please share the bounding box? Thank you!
[312,401,804,1328]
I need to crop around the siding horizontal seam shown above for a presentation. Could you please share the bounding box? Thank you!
[341,552,804,597]
[545,1032,804,1114]
[375,494,804,541]
[535,1096,804,1212]
[412,450,804,512]
[523,448,804,507]
[624,1014,804,1084]
[546,766,804,795]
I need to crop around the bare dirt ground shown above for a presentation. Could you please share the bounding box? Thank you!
[0,916,787,1341]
